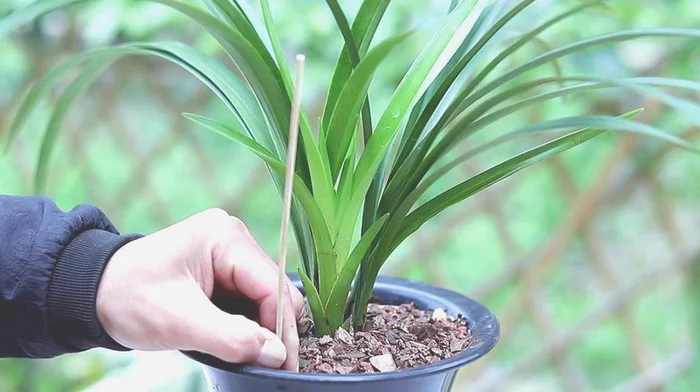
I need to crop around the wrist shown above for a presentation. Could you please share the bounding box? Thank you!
[47,229,142,352]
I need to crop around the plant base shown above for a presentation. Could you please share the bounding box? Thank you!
[182,275,499,392]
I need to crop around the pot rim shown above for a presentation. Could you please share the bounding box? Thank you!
[182,274,499,383]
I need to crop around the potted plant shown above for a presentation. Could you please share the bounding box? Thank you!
[3,0,699,391]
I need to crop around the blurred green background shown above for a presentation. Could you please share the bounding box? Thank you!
[1,0,699,391]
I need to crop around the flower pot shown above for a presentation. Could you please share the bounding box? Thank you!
[183,274,499,392]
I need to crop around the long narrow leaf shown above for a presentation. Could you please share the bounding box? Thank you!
[384,0,605,209]
[425,110,644,193]
[325,0,360,65]
[456,28,700,117]
[325,215,388,328]
[322,0,390,131]
[153,0,311,184]
[184,114,339,304]
[0,0,82,36]
[396,0,534,169]
[441,76,700,156]
[206,0,282,92]
[346,0,492,329]
[337,0,490,267]
[397,127,609,247]
[299,268,331,336]
[386,73,700,212]
[326,33,411,179]
[2,38,317,276]
[34,59,114,193]
[448,0,607,117]
[399,115,699,247]
[260,0,295,96]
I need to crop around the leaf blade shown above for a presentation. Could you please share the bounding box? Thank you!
[299,268,331,336]
[183,114,339,305]
[325,214,388,329]
[326,32,411,179]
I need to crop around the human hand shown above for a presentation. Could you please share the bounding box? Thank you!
[95,208,305,371]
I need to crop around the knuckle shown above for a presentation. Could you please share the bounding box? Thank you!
[227,216,249,235]
[195,208,231,237]
[224,319,265,363]
[201,207,230,221]
[210,214,248,238]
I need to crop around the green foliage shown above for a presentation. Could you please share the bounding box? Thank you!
[2,0,699,337]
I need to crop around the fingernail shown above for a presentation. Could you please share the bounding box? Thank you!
[257,335,287,368]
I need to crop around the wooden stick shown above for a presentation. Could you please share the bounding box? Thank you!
[276,54,306,340]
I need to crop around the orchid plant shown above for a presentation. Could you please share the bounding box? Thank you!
[2,0,699,336]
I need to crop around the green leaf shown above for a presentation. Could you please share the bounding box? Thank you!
[1,37,317,276]
[425,110,645,192]
[335,155,355,234]
[398,128,609,244]
[322,0,388,235]
[183,114,329,223]
[449,0,460,13]
[396,0,534,171]
[457,28,700,116]
[154,0,338,238]
[204,0,279,82]
[225,0,335,228]
[484,84,700,127]
[398,115,697,246]
[326,32,411,179]
[0,0,83,36]
[386,71,700,215]
[34,59,114,193]
[449,0,608,112]
[184,114,338,305]
[4,41,272,173]
[259,1,337,231]
[441,76,700,155]
[152,0,311,183]
[322,0,390,132]
[4,50,108,154]
[350,110,644,325]
[325,215,388,329]
[325,0,360,65]
[502,115,696,151]
[299,268,331,336]
[386,0,588,212]
[337,0,490,266]
[347,0,493,328]
[260,0,295,96]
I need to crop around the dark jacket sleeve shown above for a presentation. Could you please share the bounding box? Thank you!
[0,195,142,358]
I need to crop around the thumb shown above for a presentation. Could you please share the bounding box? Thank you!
[176,296,287,369]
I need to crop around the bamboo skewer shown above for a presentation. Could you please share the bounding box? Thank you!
[276,54,306,340]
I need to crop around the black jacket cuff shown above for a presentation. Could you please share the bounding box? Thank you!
[47,229,142,352]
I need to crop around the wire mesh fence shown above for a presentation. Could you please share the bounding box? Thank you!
[2,34,699,392]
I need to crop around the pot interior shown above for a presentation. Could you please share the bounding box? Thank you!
[183,274,500,383]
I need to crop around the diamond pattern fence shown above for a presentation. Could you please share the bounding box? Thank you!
[2,36,699,392]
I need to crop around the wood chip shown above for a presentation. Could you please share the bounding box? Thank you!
[335,328,354,345]
[319,335,333,345]
[317,363,334,373]
[369,353,396,372]
[335,365,352,374]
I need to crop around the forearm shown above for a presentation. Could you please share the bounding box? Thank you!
[0,195,140,358]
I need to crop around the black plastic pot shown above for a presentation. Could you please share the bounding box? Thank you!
[183,275,499,392]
